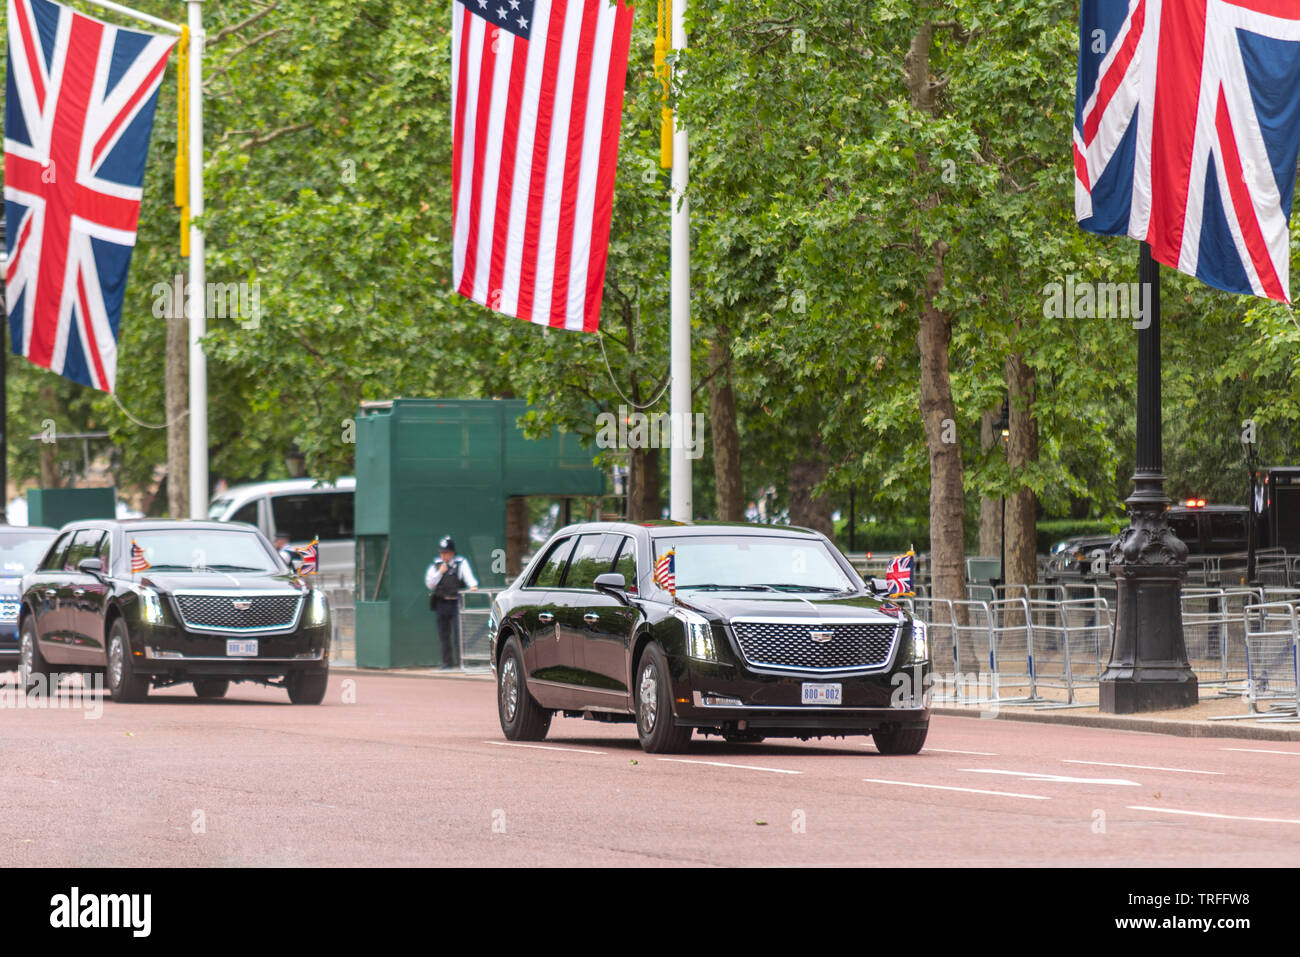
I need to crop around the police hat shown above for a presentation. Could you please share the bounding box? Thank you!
[439,536,455,552]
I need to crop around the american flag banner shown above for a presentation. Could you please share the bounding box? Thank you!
[451,0,635,332]
[652,548,674,595]
[130,539,149,573]
[1075,0,1300,302]
[885,551,914,598]
[5,0,177,391]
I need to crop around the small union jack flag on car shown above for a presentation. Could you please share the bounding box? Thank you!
[130,539,149,573]
[653,549,675,596]
[295,537,319,575]
[886,550,914,598]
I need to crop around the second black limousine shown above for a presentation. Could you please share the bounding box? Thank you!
[489,521,932,754]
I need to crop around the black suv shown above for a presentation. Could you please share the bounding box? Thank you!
[18,519,330,703]
[489,521,932,754]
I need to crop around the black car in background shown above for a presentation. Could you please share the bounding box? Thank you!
[0,525,58,666]
[489,521,932,754]
[18,520,330,703]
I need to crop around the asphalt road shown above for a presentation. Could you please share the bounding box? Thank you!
[1,670,1298,867]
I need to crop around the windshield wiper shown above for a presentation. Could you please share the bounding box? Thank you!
[752,584,853,593]
[209,565,268,573]
[679,584,777,592]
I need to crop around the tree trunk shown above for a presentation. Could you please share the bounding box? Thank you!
[38,384,59,488]
[627,446,661,521]
[788,453,833,537]
[978,408,1002,558]
[505,496,529,579]
[166,280,189,518]
[1005,351,1039,586]
[907,21,966,607]
[708,333,743,521]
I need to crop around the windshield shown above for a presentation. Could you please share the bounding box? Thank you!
[128,529,280,574]
[0,533,57,575]
[207,498,232,521]
[651,535,857,593]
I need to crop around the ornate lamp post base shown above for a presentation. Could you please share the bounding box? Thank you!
[1099,487,1199,714]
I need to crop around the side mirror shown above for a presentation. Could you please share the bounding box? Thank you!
[869,577,890,597]
[280,547,299,570]
[594,572,629,603]
[78,557,104,578]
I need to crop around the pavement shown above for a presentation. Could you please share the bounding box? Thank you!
[333,664,1300,741]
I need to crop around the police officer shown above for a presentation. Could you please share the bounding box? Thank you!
[425,536,478,669]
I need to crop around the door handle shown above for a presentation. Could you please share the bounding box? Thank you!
[538,612,555,623]
[583,613,599,624]
[45,589,56,597]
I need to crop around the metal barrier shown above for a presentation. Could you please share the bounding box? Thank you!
[1209,602,1299,723]
[458,589,505,670]
[325,585,356,665]
[1180,588,1261,685]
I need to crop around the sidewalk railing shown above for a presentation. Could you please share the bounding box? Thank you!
[458,589,505,671]
[1208,601,1300,723]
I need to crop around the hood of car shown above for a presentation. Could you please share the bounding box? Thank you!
[672,591,903,624]
[134,571,306,593]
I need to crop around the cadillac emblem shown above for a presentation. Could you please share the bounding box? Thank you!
[809,629,834,643]
[232,600,252,611]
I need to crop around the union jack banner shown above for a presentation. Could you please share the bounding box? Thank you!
[652,548,674,596]
[295,537,319,575]
[885,550,914,598]
[5,0,177,391]
[130,539,149,573]
[1074,0,1300,302]
[451,0,635,332]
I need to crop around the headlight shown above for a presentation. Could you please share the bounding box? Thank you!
[912,619,928,661]
[140,588,165,624]
[307,589,329,626]
[673,608,718,661]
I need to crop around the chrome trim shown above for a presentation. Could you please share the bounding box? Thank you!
[690,691,923,713]
[143,646,324,662]
[170,589,305,635]
[726,616,902,676]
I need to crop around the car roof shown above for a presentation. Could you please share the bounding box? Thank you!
[54,519,267,534]
[211,477,356,502]
[0,525,57,535]
[549,520,827,539]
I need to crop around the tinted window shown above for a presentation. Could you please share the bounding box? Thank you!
[130,529,278,573]
[271,492,354,543]
[40,532,73,572]
[0,531,57,575]
[562,534,620,590]
[1167,515,1199,550]
[530,537,575,588]
[612,536,638,592]
[65,529,106,571]
[232,500,260,526]
[1208,513,1246,547]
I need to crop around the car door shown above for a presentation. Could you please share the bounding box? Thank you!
[574,534,642,695]
[516,535,577,688]
[553,533,629,693]
[65,528,112,664]
[26,531,73,664]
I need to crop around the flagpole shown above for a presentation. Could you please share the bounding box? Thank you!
[668,0,691,522]
[186,0,208,518]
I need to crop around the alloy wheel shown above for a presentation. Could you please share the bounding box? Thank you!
[638,663,658,733]
[500,655,520,722]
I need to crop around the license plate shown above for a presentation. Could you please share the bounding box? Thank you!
[227,639,258,657]
[802,682,842,705]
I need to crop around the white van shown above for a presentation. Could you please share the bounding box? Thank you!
[208,478,355,588]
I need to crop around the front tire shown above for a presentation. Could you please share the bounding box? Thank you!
[106,619,150,702]
[497,636,551,740]
[635,644,691,754]
[872,723,928,755]
[19,617,51,695]
[286,669,328,705]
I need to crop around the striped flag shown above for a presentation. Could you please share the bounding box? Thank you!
[450,0,635,333]
[130,539,149,573]
[653,548,674,595]
[295,537,318,575]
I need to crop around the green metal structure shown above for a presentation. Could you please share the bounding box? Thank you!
[353,399,604,668]
[26,487,116,528]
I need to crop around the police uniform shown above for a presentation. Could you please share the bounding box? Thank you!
[425,537,478,668]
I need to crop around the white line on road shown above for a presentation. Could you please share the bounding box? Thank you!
[921,748,998,756]
[484,741,606,755]
[659,759,801,775]
[1128,805,1300,826]
[962,768,1140,787]
[1063,759,1223,776]
[863,778,1048,800]
[1221,747,1300,756]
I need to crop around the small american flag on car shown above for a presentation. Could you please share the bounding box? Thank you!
[653,549,675,596]
[886,550,914,598]
[130,539,150,573]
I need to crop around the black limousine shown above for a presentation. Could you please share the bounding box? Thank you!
[18,519,330,703]
[489,521,932,754]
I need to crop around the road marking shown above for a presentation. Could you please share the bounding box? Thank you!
[863,778,1048,800]
[962,768,1140,787]
[484,741,606,755]
[1128,805,1300,826]
[1221,747,1300,756]
[1063,759,1223,776]
[922,748,998,756]
[659,759,801,775]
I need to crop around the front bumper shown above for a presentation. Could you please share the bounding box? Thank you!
[130,620,331,678]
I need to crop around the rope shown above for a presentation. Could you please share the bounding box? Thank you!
[597,332,670,411]
[111,392,190,430]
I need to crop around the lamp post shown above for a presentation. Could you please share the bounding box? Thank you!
[995,399,1010,593]
[1099,244,1198,713]
[1241,429,1259,586]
